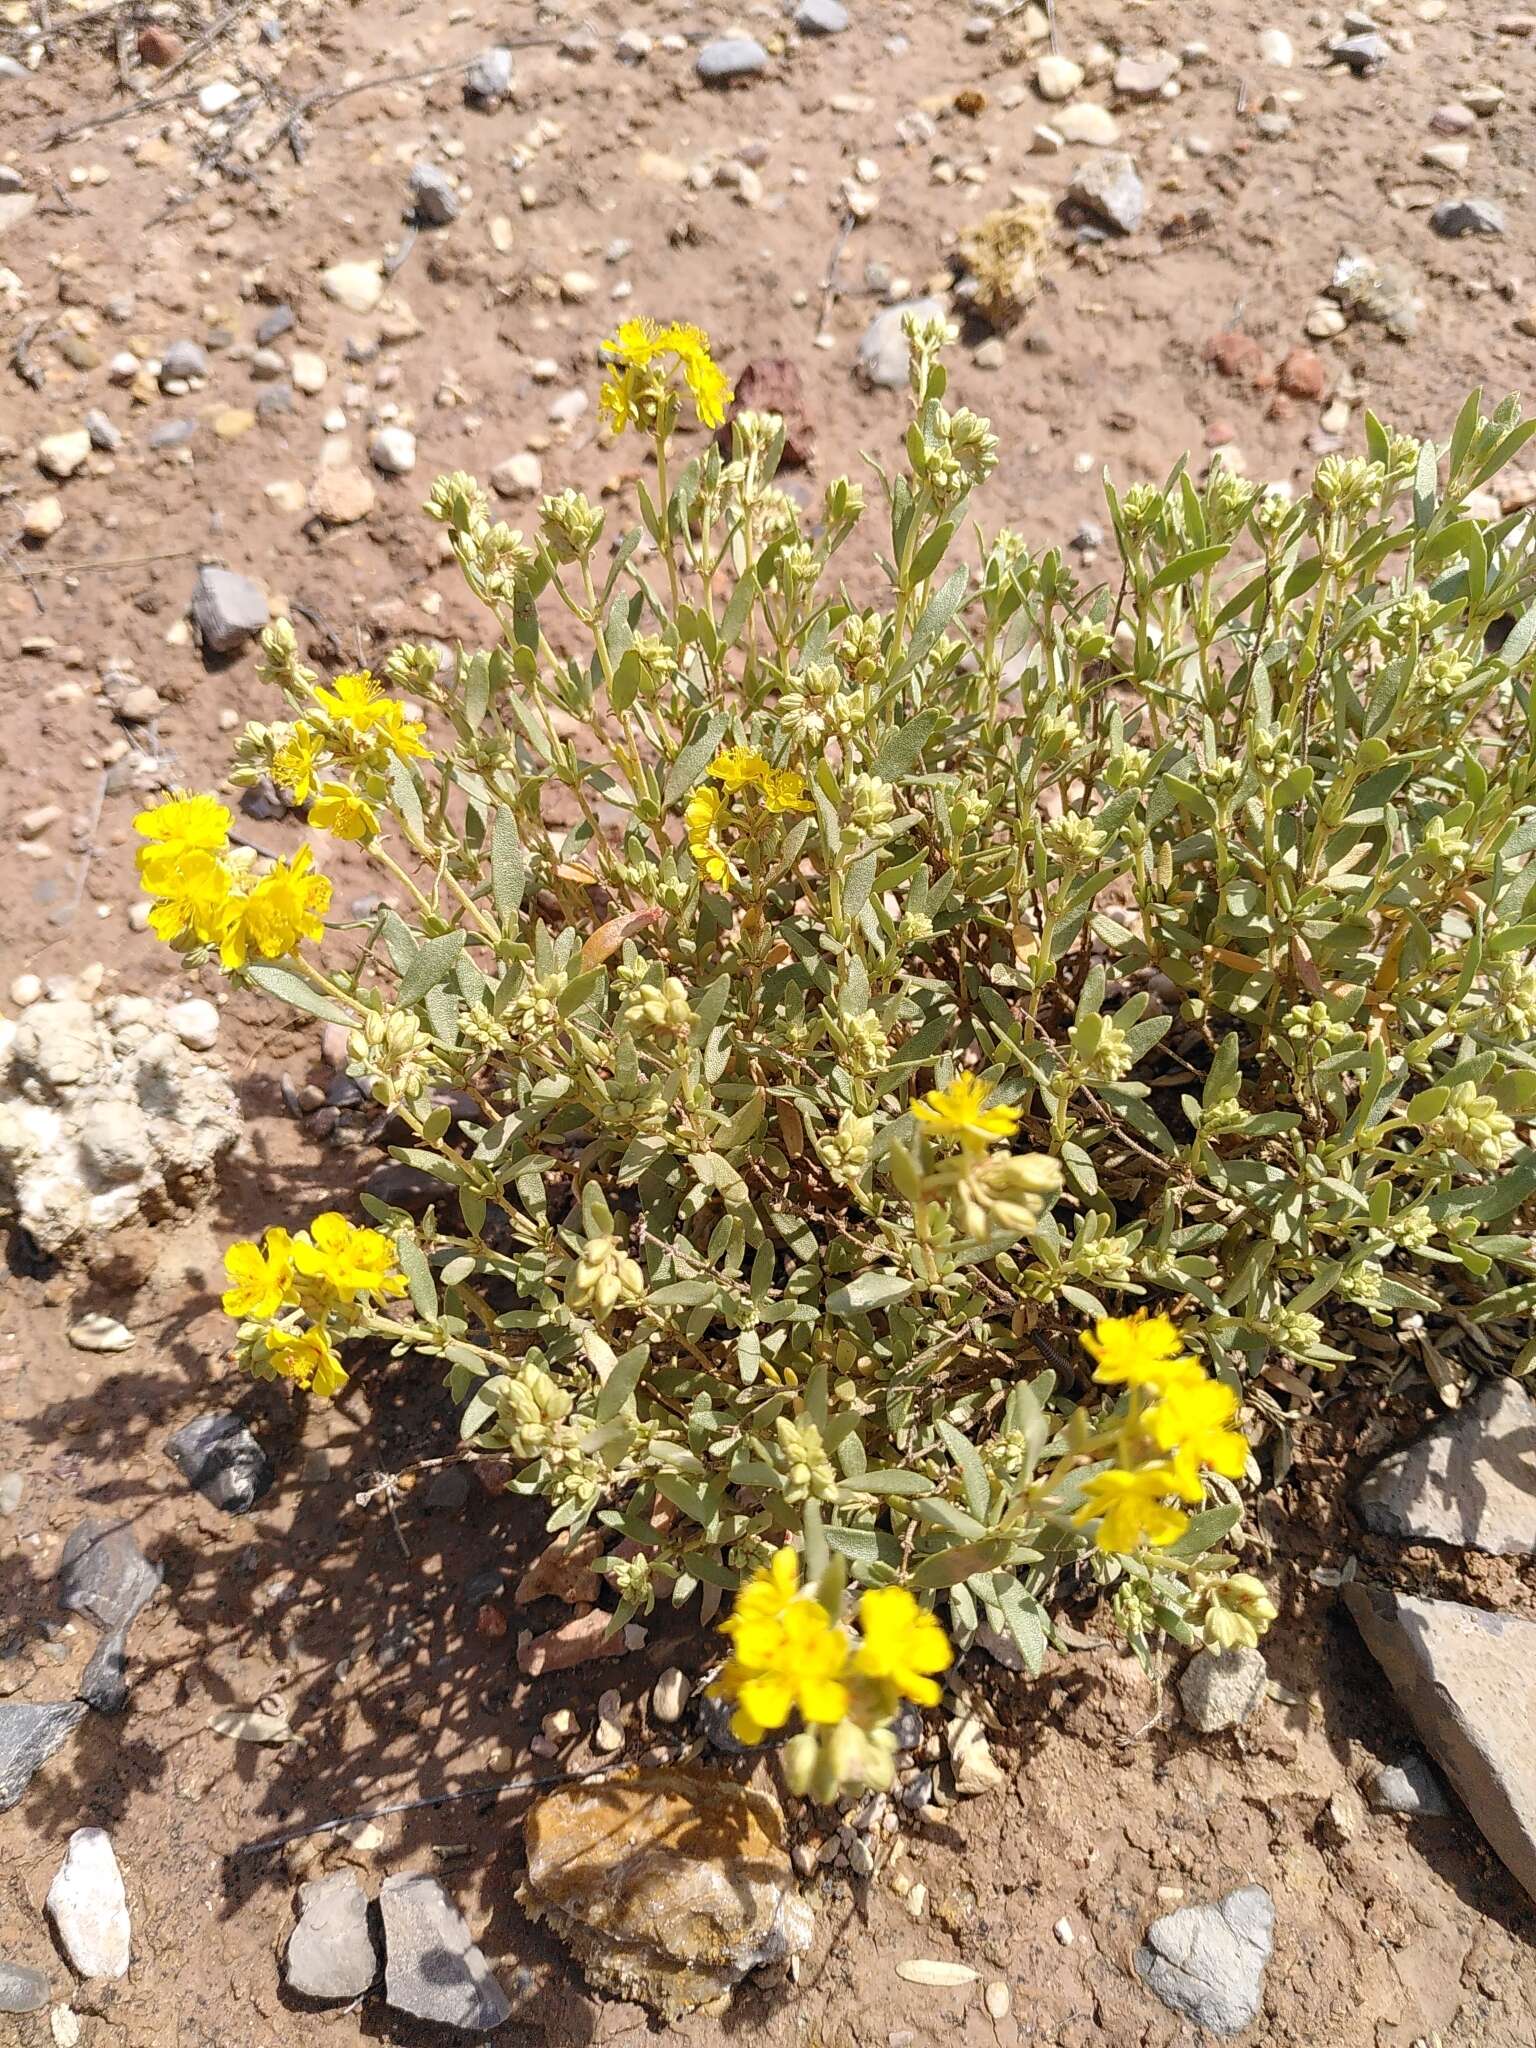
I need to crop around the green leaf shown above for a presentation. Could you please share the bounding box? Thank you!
[243,962,353,1025]
[1148,543,1229,593]
[872,709,941,782]
[490,810,525,920]
[1160,1503,1242,1561]
[595,1343,651,1423]
[395,1232,439,1320]
[398,931,466,1007]
[936,1419,991,1523]
[825,1269,912,1315]
[664,711,730,807]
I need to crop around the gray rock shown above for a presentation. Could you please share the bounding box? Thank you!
[58,1517,161,1634]
[79,1632,130,1716]
[256,382,295,418]
[159,339,208,385]
[0,1960,50,2014]
[255,304,295,345]
[1331,30,1388,73]
[148,419,196,450]
[464,45,513,104]
[84,410,122,452]
[46,1827,130,1980]
[1178,1646,1268,1732]
[856,295,948,389]
[1354,1378,1535,1555]
[0,1701,88,1811]
[165,1411,273,1513]
[795,0,849,32]
[1369,1754,1451,1817]
[410,162,460,226]
[1066,152,1145,235]
[1345,1581,1536,1905]
[190,566,270,655]
[1113,51,1180,97]
[379,1873,511,2030]
[697,36,769,83]
[285,1873,378,2002]
[0,1472,24,1515]
[1431,198,1506,238]
[1137,1885,1274,2035]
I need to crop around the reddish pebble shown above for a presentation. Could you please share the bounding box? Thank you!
[518,1607,626,1676]
[1205,330,1270,386]
[1204,419,1237,448]
[475,1604,508,1640]
[1277,347,1327,401]
[137,24,184,64]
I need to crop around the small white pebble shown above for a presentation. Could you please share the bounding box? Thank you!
[1054,1915,1075,1945]
[10,974,42,1007]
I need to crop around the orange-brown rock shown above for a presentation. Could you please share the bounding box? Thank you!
[520,1768,814,2018]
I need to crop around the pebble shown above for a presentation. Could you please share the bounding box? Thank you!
[791,1841,818,1878]
[148,419,196,451]
[593,1689,625,1752]
[560,269,598,303]
[46,1830,130,1980]
[1114,51,1180,98]
[615,28,652,61]
[1331,30,1388,73]
[320,260,385,315]
[1431,198,1505,238]
[250,347,285,381]
[290,351,327,394]
[255,305,295,345]
[369,426,417,475]
[490,451,542,498]
[1277,347,1326,399]
[1054,1915,1075,1945]
[0,1702,88,1812]
[1423,141,1471,172]
[379,1874,511,2030]
[1179,1646,1268,1732]
[1138,1887,1274,2034]
[1462,84,1505,115]
[697,36,769,83]
[796,0,849,32]
[547,388,588,426]
[312,467,376,525]
[652,1667,691,1724]
[37,432,92,481]
[1431,102,1476,135]
[285,1873,378,2001]
[1054,102,1121,146]
[0,1961,49,2015]
[84,411,121,453]
[1035,53,1084,100]
[164,1411,273,1514]
[159,339,207,387]
[1305,302,1348,340]
[974,337,1006,369]
[23,496,64,541]
[190,566,269,655]
[1258,27,1295,65]
[464,45,514,104]
[67,1314,134,1353]
[1067,151,1145,234]
[1369,1754,1451,1817]
[197,78,241,115]
[108,351,139,382]
[410,162,460,226]
[985,1981,1011,2020]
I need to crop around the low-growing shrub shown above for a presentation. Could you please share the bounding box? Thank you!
[138,317,1536,1790]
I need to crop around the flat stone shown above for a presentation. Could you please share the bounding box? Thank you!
[856,295,948,389]
[285,1873,378,2002]
[1054,101,1120,145]
[0,189,37,234]
[697,36,769,83]
[410,162,460,226]
[1258,27,1295,65]
[1431,197,1506,237]
[1331,30,1388,72]
[379,1874,510,2031]
[1137,1885,1274,2035]
[58,1518,160,1636]
[795,0,848,32]
[255,305,294,345]
[369,426,417,475]
[0,1960,50,2014]
[1114,51,1180,97]
[1066,151,1145,233]
[159,339,207,386]
[37,431,91,481]
[79,1632,130,1716]
[320,259,385,315]
[1354,1379,1536,1555]
[1345,1582,1536,1904]
[1369,1753,1452,1817]
[1178,1646,1268,1732]
[0,1703,88,1811]
[165,1411,273,1514]
[521,1768,814,2020]
[464,45,514,104]
[190,566,269,655]
[490,451,543,498]
[312,466,376,525]
[46,1828,130,1980]
[148,419,196,451]
[1035,53,1083,99]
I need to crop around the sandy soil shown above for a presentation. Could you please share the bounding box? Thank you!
[2,0,1535,2041]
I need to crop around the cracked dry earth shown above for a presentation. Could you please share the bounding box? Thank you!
[2,0,1536,2042]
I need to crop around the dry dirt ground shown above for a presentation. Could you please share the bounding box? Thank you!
[2,0,1536,2042]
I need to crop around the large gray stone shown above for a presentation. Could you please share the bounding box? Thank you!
[1178,1646,1267,1732]
[856,296,948,390]
[1354,1378,1535,1555]
[380,1873,511,2031]
[285,1873,378,2002]
[1345,1581,1536,1905]
[1066,151,1145,234]
[697,36,769,83]
[0,1959,50,2013]
[464,46,513,103]
[795,0,849,31]
[46,1827,131,1979]
[165,1411,272,1514]
[0,1701,88,1811]
[1431,197,1506,239]
[190,567,269,655]
[58,1517,161,1633]
[1137,1885,1274,2035]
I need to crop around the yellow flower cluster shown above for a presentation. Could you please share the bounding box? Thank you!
[134,794,331,971]
[268,667,432,840]
[713,1547,951,1747]
[683,747,814,892]
[912,1073,1023,1148]
[221,1211,408,1399]
[599,317,734,433]
[1073,1314,1250,1553]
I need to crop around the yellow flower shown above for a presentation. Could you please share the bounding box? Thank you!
[313,670,383,728]
[221,1229,295,1320]
[852,1586,952,1709]
[1201,1573,1278,1652]
[598,364,646,437]
[1146,1373,1249,1499]
[685,783,735,889]
[1073,1467,1190,1554]
[1081,1312,1197,1391]
[715,1548,851,1742]
[761,767,815,815]
[143,847,234,948]
[263,1323,348,1399]
[310,781,379,842]
[599,316,733,432]
[291,1211,407,1305]
[665,322,733,429]
[134,793,232,892]
[709,745,771,793]
[219,845,330,970]
[912,1073,1022,1147]
[272,724,325,805]
[367,698,430,762]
